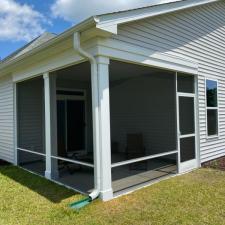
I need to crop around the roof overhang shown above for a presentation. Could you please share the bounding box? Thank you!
[0,17,96,75]
[95,0,219,34]
[0,0,220,75]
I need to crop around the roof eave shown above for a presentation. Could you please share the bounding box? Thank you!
[0,16,96,74]
[0,0,220,74]
[95,0,219,34]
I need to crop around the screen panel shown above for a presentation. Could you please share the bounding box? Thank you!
[179,97,195,135]
[180,136,196,163]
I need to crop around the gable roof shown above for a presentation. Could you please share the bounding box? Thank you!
[94,0,219,33]
[0,0,220,73]
[2,32,56,62]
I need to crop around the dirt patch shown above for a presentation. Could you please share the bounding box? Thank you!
[0,159,10,166]
[202,156,225,171]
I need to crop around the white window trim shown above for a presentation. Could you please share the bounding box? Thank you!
[205,78,219,139]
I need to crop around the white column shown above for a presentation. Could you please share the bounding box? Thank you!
[50,74,59,178]
[90,62,101,192]
[13,83,18,165]
[96,56,113,201]
[43,72,52,179]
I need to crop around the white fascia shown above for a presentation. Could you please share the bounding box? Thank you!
[94,0,219,34]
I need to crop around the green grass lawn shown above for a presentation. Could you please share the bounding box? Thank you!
[0,166,224,225]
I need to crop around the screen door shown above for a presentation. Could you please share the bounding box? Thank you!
[177,73,198,173]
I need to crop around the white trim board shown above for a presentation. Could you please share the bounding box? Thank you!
[13,82,18,165]
[111,150,178,168]
[12,50,84,83]
[17,147,46,157]
[93,38,199,74]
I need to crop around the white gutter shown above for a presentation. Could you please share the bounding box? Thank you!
[73,32,101,201]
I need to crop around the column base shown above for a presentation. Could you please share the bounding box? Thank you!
[100,188,113,201]
[45,170,59,179]
[45,170,51,179]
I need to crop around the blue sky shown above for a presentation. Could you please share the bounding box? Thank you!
[0,17,70,59]
[0,0,72,59]
[0,0,172,60]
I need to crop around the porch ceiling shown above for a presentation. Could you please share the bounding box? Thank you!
[56,60,175,82]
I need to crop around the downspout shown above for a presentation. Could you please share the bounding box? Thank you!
[73,32,101,201]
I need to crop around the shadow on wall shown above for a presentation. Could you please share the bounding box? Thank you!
[0,165,79,203]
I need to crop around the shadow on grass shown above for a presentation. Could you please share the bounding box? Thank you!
[0,165,81,203]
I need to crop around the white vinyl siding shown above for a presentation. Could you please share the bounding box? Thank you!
[113,1,225,163]
[0,75,14,163]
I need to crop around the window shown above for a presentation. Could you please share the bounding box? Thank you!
[206,79,218,137]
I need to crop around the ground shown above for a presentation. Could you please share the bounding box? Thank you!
[203,156,225,171]
[0,166,224,225]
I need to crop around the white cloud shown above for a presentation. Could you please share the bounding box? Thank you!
[51,0,177,23]
[0,0,48,42]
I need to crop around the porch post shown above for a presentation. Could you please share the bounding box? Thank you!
[50,73,59,178]
[43,72,53,179]
[13,82,18,165]
[96,56,113,201]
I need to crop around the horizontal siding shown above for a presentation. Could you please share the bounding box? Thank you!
[114,1,225,163]
[0,75,14,163]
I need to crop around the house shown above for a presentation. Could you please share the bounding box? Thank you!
[0,0,225,201]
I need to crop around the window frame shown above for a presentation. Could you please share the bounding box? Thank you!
[205,78,219,138]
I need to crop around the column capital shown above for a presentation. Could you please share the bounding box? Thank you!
[95,56,110,65]
[43,72,49,80]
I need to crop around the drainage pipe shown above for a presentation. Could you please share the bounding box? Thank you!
[73,32,101,201]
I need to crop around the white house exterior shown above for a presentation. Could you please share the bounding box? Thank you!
[0,0,225,201]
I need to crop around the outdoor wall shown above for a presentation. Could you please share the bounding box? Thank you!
[0,75,14,163]
[114,1,225,162]
[110,73,176,155]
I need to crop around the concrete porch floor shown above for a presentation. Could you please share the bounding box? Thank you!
[112,161,176,193]
[20,158,177,194]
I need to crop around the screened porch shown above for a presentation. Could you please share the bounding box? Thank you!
[16,59,196,196]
